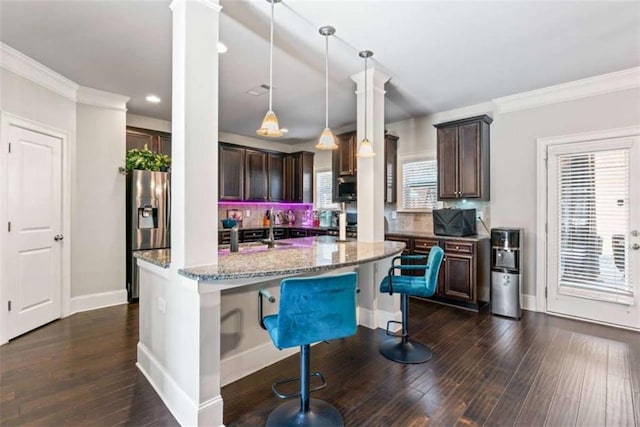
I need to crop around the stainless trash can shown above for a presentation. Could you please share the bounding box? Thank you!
[491,228,523,319]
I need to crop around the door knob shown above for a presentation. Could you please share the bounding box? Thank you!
[631,230,639,237]
[54,234,64,241]
[632,243,640,250]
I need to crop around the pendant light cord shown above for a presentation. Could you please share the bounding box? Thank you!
[325,35,329,128]
[269,0,274,111]
[363,56,368,140]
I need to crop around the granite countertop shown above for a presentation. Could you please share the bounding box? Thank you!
[135,236,405,281]
[386,229,490,242]
[134,248,171,268]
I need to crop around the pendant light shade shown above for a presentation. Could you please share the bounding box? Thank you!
[356,50,375,157]
[316,26,338,150]
[257,0,284,138]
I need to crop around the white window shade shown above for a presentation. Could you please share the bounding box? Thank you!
[557,149,632,297]
[401,159,438,210]
[315,171,333,209]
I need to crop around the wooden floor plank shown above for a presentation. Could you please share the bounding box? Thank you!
[1,299,638,427]
[575,334,609,426]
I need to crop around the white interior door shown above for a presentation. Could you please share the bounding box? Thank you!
[547,136,640,330]
[5,125,62,339]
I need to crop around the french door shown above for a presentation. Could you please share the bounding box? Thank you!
[547,135,639,330]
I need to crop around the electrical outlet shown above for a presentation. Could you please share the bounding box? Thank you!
[158,297,166,313]
[477,211,484,221]
[245,210,251,217]
[391,211,397,219]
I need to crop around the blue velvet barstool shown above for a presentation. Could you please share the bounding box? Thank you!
[258,272,358,427]
[379,246,444,364]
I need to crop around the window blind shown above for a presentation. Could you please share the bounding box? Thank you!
[402,160,438,210]
[557,149,632,296]
[315,171,333,209]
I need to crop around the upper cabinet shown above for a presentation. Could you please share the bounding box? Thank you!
[334,131,357,177]
[289,151,315,203]
[218,143,313,203]
[434,115,492,200]
[244,149,269,201]
[126,127,171,156]
[219,144,245,200]
[268,152,287,202]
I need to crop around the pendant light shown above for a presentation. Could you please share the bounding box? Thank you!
[257,0,283,138]
[316,26,338,150]
[356,50,375,157]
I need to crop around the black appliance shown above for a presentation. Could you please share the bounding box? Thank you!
[433,208,476,237]
[491,228,523,319]
[335,177,357,202]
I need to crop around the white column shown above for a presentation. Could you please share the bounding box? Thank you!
[171,0,220,270]
[351,68,400,330]
[352,68,390,243]
[167,0,223,425]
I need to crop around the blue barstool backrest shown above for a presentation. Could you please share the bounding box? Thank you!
[424,246,445,295]
[276,272,358,349]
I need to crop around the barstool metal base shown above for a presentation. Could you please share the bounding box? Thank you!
[379,338,433,364]
[266,398,344,427]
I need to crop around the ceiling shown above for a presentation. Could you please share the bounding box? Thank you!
[1,0,639,143]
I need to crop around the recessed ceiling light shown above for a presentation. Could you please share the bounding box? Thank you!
[218,41,228,54]
[281,128,289,133]
[146,95,161,103]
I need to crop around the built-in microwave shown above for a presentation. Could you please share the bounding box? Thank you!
[336,177,357,202]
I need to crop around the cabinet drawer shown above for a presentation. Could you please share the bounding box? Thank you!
[219,231,231,244]
[308,229,326,236]
[443,241,474,254]
[289,229,308,238]
[413,238,439,253]
[241,229,266,242]
[273,229,286,240]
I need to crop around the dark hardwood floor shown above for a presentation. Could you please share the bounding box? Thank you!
[1,300,638,426]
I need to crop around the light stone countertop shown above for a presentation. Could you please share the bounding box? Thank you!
[134,236,405,281]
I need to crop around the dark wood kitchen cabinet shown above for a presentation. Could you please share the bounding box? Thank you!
[126,127,171,155]
[268,152,287,202]
[385,233,489,311]
[219,144,245,200]
[244,149,268,201]
[334,131,357,177]
[289,151,314,203]
[434,115,492,200]
[384,133,398,203]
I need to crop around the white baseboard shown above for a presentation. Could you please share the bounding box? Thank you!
[357,307,401,331]
[137,343,224,427]
[70,289,127,315]
[522,294,537,312]
[221,341,300,387]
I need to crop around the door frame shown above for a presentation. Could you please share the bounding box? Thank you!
[0,112,72,344]
[536,125,640,324]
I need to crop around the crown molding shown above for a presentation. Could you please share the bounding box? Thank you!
[0,42,79,102]
[493,67,640,114]
[77,86,130,111]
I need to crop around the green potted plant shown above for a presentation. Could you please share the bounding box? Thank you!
[125,145,171,172]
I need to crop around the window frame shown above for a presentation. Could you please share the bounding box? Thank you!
[397,152,442,213]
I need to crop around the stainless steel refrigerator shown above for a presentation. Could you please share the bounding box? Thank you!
[126,170,170,301]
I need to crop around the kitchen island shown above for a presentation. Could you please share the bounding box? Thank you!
[134,236,405,425]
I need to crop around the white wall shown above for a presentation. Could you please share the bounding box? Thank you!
[73,101,127,297]
[491,87,640,296]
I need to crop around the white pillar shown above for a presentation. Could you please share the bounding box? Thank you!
[352,68,389,243]
[167,0,223,424]
[171,0,220,269]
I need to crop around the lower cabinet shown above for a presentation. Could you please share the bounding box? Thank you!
[385,234,490,311]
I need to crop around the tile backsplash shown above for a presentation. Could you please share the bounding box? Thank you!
[385,200,491,235]
[218,203,314,228]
